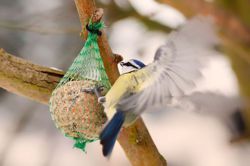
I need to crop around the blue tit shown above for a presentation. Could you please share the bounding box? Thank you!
[96,16,219,156]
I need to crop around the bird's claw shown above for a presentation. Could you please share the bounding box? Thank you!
[94,85,106,98]
[81,85,106,100]
[82,85,104,93]
[98,96,106,104]
[81,88,95,94]
[96,85,105,93]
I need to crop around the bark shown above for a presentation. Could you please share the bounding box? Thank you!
[0,48,63,104]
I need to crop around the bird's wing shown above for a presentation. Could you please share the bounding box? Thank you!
[117,16,219,114]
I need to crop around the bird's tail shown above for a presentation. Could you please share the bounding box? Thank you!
[100,111,125,157]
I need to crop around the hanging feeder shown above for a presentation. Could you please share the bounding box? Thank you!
[49,20,110,151]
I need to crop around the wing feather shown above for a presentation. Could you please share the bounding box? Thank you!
[117,16,218,115]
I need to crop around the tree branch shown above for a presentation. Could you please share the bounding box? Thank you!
[0,48,63,104]
[75,1,166,165]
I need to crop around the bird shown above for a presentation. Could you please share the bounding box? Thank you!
[93,16,219,157]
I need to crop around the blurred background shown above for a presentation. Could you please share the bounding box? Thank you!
[0,0,250,166]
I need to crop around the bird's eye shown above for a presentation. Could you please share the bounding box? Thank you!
[121,62,129,66]
[120,62,139,69]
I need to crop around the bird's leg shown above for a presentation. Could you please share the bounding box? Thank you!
[93,85,106,104]
[93,85,103,98]
[81,88,95,94]
[83,85,106,104]
[98,96,106,104]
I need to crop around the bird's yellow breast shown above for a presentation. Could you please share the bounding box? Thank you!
[104,72,142,119]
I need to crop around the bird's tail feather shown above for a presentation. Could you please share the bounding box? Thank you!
[100,111,125,156]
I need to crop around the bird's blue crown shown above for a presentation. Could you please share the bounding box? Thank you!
[120,59,145,69]
[132,59,146,68]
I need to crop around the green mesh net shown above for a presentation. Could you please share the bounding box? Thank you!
[49,21,110,152]
[57,21,110,88]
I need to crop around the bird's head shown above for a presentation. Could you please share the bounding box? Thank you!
[120,59,145,74]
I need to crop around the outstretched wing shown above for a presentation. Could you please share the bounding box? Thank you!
[117,16,219,114]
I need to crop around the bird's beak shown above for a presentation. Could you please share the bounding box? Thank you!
[120,62,124,66]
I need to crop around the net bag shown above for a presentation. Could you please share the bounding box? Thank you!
[49,21,110,151]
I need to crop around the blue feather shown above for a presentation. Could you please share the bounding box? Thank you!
[100,111,125,156]
[133,59,145,68]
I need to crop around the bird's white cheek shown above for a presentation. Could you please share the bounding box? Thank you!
[120,66,136,74]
